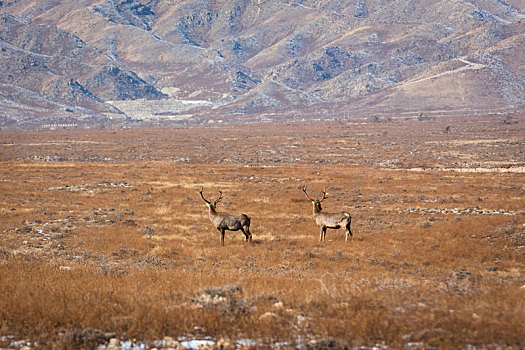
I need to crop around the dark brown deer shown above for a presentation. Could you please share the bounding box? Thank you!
[199,187,252,246]
[302,185,352,242]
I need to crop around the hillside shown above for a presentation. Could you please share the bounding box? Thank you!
[0,0,524,128]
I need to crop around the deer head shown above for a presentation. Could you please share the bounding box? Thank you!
[200,187,223,211]
[302,185,327,212]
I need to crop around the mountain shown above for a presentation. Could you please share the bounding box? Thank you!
[0,0,524,128]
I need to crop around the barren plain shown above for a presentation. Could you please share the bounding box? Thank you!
[1,114,524,349]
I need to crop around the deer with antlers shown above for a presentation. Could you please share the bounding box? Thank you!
[199,187,252,246]
[302,185,352,242]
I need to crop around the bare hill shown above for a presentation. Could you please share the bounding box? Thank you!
[0,0,524,127]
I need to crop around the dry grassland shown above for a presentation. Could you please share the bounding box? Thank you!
[1,115,524,349]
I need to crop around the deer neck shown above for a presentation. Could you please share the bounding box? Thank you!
[208,205,218,217]
[312,203,322,215]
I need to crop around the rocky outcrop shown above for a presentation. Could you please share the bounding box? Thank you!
[176,10,217,46]
[0,12,167,125]
[83,66,166,101]
[93,0,156,31]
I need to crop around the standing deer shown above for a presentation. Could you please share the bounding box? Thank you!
[199,187,252,246]
[302,185,352,242]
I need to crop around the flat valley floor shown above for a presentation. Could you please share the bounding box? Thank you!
[1,115,524,349]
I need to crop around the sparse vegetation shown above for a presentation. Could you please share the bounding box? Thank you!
[1,115,524,349]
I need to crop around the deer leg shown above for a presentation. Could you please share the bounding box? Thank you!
[320,227,326,242]
[218,228,225,246]
[240,226,251,242]
[346,222,353,241]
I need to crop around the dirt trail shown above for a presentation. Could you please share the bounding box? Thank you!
[405,57,486,86]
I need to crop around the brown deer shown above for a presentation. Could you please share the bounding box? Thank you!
[302,185,352,242]
[199,187,252,246]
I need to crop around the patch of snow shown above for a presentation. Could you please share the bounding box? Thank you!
[179,339,215,349]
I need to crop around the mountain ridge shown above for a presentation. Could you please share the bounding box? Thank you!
[0,0,524,128]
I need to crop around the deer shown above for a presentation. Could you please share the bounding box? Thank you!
[199,187,252,246]
[302,185,352,242]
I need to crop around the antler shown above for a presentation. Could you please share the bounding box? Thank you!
[319,188,328,202]
[214,189,223,206]
[199,186,211,204]
[302,185,315,201]
[303,185,328,202]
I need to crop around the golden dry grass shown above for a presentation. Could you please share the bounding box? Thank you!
[0,115,524,349]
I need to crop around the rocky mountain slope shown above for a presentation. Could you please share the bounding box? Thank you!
[0,0,524,127]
